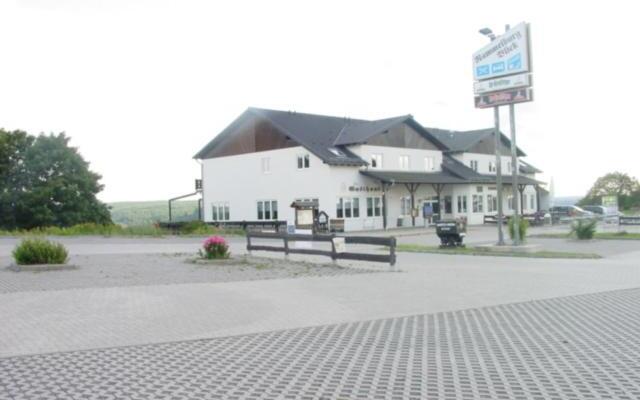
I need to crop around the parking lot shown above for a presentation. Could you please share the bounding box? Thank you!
[1,227,640,399]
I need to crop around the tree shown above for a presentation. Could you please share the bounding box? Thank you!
[0,130,111,230]
[579,172,640,210]
[0,130,33,229]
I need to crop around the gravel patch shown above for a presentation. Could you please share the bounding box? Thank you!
[0,253,380,293]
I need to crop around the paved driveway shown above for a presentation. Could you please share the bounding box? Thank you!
[2,236,640,358]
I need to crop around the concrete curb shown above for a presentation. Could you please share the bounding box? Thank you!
[8,263,77,272]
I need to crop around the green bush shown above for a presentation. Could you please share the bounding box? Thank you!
[508,217,529,241]
[570,219,597,240]
[12,238,69,265]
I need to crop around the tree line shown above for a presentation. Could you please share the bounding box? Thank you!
[578,172,640,211]
[0,129,111,230]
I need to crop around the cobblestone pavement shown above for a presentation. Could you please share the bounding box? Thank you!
[1,288,639,400]
[0,253,378,293]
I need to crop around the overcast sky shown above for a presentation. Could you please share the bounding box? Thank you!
[1,0,638,202]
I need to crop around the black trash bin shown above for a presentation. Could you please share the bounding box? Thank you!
[435,219,467,248]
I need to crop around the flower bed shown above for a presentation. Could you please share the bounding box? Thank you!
[199,236,230,260]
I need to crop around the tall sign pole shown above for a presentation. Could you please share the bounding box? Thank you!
[509,97,520,244]
[473,22,533,246]
[493,102,505,245]
[506,23,520,245]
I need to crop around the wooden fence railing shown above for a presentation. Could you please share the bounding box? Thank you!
[246,231,396,266]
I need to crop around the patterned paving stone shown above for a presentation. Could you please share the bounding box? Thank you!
[2,288,640,399]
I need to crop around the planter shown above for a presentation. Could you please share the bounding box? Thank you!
[8,263,77,272]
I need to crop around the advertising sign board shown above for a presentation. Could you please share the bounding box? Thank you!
[474,88,533,109]
[473,22,531,81]
[602,195,619,215]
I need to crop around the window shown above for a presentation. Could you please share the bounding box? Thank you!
[424,156,435,171]
[257,200,278,220]
[367,197,382,217]
[370,154,383,169]
[507,196,513,210]
[470,160,479,171]
[444,196,452,214]
[476,186,484,193]
[530,194,535,210]
[400,197,412,216]
[472,194,484,213]
[399,155,410,170]
[211,202,230,221]
[297,154,310,169]
[457,195,467,213]
[337,197,360,219]
[487,194,497,213]
[489,161,496,173]
[507,161,512,173]
[261,157,270,174]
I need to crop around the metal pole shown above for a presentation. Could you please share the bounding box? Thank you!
[494,106,505,245]
[509,103,520,245]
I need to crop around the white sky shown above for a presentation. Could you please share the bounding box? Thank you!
[1,0,638,202]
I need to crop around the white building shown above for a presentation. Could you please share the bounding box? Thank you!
[195,107,548,231]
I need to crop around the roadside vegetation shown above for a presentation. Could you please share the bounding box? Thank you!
[508,218,529,241]
[0,221,245,237]
[396,244,602,259]
[13,238,69,265]
[532,231,640,240]
[570,219,597,240]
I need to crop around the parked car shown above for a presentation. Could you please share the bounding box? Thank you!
[549,205,594,223]
[582,205,620,217]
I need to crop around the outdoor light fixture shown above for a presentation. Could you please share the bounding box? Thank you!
[479,27,496,41]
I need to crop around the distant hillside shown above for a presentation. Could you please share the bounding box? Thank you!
[109,200,199,226]
[552,196,582,206]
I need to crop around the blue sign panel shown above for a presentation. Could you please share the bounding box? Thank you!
[491,62,505,73]
[507,53,522,70]
[476,65,490,77]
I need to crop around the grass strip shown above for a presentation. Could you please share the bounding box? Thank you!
[531,231,640,240]
[396,244,602,259]
[0,222,245,238]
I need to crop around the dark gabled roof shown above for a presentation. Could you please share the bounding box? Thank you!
[519,159,542,174]
[360,169,467,185]
[428,127,526,157]
[435,155,543,186]
[482,174,543,186]
[441,154,486,180]
[195,107,448,165]
[333,115,410,145]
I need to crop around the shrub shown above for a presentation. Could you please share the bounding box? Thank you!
[12,238,69,265]
[179,221,211,235]
[570,219,597,240]
[199,236,230,259]
[508,217,529,241]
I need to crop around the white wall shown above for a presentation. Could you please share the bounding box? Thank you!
[351,145,443,172]
[201,146,541,230]
[201,146,386,231]
[453,152,516,174]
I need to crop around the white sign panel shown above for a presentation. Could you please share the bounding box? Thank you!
[474,73,531,94]
[473,22,531,81]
